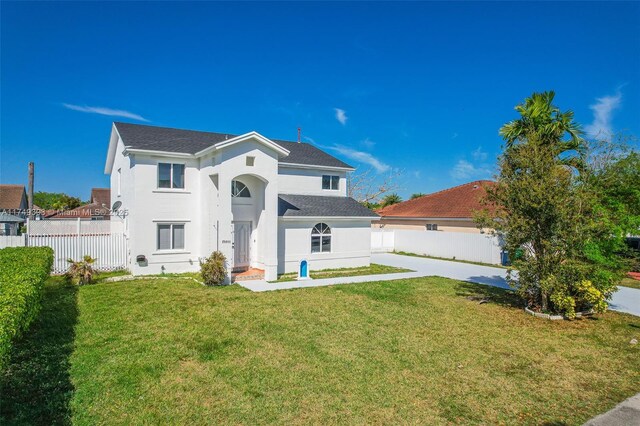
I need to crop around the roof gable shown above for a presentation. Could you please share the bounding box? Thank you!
[0,185,27,210]
[377,180,496,219]
[91,188,110,206]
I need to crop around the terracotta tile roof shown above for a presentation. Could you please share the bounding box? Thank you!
[0,184,27,210]
[377,180,496,219]
[46,203,110,219]
[91,188,110,206]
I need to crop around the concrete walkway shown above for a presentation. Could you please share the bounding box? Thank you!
[238,253,640,317]
[583,393,640,426]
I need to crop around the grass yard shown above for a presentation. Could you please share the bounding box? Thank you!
[274,263,411,282]
[2,277,639,425]
[621,277,640,290]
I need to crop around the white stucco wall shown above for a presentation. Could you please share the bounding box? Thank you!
[129,154,202,275]
[277,219,372,274]
[109,136,135,235]
[106,129,372,280]
[278,166,347,196]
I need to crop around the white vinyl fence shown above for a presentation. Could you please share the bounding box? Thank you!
[0,235,27,249]
[23,219,129,273]
[372,229,504,265]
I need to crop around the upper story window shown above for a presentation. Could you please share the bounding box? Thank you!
[426,224,438,231]
[231,180,251,198]
[322,175,339,190]
[158,163,185,189]
[311,223,331,253]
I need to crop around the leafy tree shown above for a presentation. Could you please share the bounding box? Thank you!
[381,193,402,207]
[33,192,83,210]
[410,193,425,199]
[476,91,636,318]
[348,168,403,205]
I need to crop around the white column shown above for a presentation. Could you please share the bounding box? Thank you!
[217,173,234,284]
[262,181,278,281]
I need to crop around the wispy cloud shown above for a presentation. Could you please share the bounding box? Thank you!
[584,89,623,139]
[452,132,459,139]
[328,145,390,173]
[62,103,150,122]
[450,160,491,180]
[334,108,348,125]
[472,147,488,162]
[361,138,376,149]
[302,136,316,144]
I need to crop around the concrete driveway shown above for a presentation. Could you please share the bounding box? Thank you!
[239,253,640,317]
[371,253,640,317]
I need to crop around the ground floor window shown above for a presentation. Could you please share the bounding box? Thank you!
[311,223,331,253]
[157,223,185,250]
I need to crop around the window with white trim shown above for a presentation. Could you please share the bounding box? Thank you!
[426,224,438,231]
[158,163,185,189]
[322,175,339,190]
[311,223,331,253]
[231,180,251,198]
[157,223,185,250]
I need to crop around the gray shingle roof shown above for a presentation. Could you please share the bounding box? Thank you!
[278,194,379,218]
[114,122,353,169]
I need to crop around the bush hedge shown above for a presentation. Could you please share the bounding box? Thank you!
[0,246,53,370]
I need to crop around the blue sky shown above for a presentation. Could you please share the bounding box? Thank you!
[1,1,639,200]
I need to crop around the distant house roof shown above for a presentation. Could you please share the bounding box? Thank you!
[0,212,25,223]
[0,185,27,210]
[91,188,110,207]
[278,194,379,218]
[113,122,353,169]
[377,180,497,219]
[46,202,110,220]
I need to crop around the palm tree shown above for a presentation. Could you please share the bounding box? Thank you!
[410,193,425,199]
[499,91,586,170]
[381,193,402,207]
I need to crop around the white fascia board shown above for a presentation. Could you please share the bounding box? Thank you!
[278,162,355,172]
[124,148,194,159]
[195,131,290,157]
[104,124,121,174]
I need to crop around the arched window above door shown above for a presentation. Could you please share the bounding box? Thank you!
[231,180,251,198]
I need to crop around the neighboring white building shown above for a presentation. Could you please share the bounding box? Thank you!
[104,122,378,281]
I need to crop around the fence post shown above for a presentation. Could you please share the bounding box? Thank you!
[25,217,30,247]
[76,218,81,260]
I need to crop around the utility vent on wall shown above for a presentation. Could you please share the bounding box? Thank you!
[246,156,255,167]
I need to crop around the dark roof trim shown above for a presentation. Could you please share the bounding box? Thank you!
[112,122,353,170]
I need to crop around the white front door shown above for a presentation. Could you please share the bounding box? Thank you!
[232,221,251,270]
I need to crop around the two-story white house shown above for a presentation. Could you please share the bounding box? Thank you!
[104,122,378,281]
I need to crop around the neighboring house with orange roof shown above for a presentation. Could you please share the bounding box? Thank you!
[375,180,496,233]
[0,184,28,235]
[46,188,111,220]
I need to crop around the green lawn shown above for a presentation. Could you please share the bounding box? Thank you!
[621,277,640,290]
[274,263,411,282]
[2,276,639,425]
